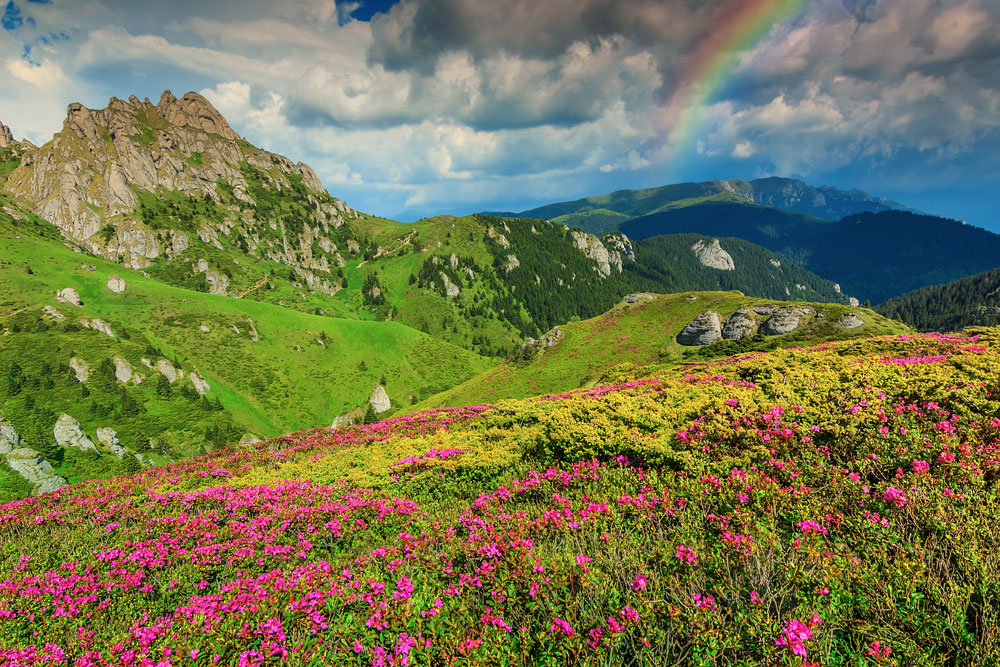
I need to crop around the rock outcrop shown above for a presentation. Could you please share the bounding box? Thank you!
[156,360,182,383]
[5,91,355,277]
[113,357,132,383]
[96,427,127,458]
[43,305,64,320]
[106,273,127,293]
[0,120,13,148]
[5,448,67,495]
[677,311,723,346]
[56,288,82,307]
[722,307,757,340]
[53,414,97,452]
[691,239,735,271]
[81,318,114,337]
[189,373,211,396]
[569,231,624,276]
[440,272,460,297]
[370,384,391,414]
[623,293,655,304]
[69,357,89,382]
[835,313,865,328]
[0,415,24,454]
[760,308,803,335]
[238,433,261,446]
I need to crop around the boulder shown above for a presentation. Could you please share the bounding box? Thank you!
[4,448,67,495]
[439,272,460,297]
[69,357,89,382]
[0,415,24,454]
[81,318,114,337]
[761,308,802,335]
[677,311,723,346]
[96,427,127,458]
[834,313,865,328]
[156,360,181,383]
[0,120,13,148]
[330,415,351,429]
[370,384,391,414]
[238,433,262,446]
[113,356,132,383]
[53,414,97,452]
[189,373,210,396]
[722,307,757,341]
[623,293,655,304]
[106,273,127,293]
[80,263,96,271]
[691,238,735,270]
[752,305,777,316]
[43,305,65,320]
[56,288,82,307]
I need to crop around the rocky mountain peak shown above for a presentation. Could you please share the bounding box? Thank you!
[156,90,240,142]
[5,89,350,271]
[0,120,14,148]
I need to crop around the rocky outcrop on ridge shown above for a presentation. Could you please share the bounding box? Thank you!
[0,120,14,148]
[569,230,625,276]
[722,307,756,340]
[760,308,804,335]
[835,313,865,328]
[677,311,723,346]
[4,91,358,277]
[691,238,735,271]
[53,414,97,452]
[0,415,24,454]
[96,427,127,458]
[56,288,82,306]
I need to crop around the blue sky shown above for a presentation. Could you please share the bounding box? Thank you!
[1,0,998,229]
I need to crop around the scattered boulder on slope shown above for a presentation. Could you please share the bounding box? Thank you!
[5,448,67,495]
[722,307,757,341]
[113,357,133,383]
[43,305,65,320]
[761,308,803,335]
[835,312,865,328]
[81,318,114,337]
[156,360,182,383]
[189,373,211,396]
[677,311,723,346]
[0,415,25,454]
[69,357,89,382]
[691,239,735,271]
[623,293,655,304]
[53,414,97,452]
[370,384,391,414]
[238,433,262,446]
[96,427,127,458]
[106,273,127,293]
[56,288,82,306]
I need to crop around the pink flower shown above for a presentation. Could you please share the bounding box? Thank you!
[775,619,813,657]
[912,460,930,474]
[631,574,647,591]
[692,593,716,611]
[750,591,763,605]
[884,486,907,509]
[550,617,575,638]
[675,545,699,565]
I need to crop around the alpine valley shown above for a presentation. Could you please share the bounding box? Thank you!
[1,90,998,666]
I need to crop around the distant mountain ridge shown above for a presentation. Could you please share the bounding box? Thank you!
[495,177,913,234]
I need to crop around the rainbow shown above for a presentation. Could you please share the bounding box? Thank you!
[657,0,811,172]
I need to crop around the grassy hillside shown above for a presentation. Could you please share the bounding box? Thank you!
[0,198,493,497]
[419,292,910,409]
[1,328,997,664]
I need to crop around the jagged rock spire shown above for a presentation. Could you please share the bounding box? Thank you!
[0,120,14,148]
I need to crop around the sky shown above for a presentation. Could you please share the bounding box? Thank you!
[1,0,998,228]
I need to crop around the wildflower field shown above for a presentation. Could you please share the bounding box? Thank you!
[3,330,1000,666]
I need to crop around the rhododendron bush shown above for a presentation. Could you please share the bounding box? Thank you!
[2,331,1000,665]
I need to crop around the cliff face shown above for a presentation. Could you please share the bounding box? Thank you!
[5,91,356,272]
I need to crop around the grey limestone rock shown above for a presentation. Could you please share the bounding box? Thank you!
[43,305,65,320]
[156,360,182,383]
[189,373,211,396]
[834,312,865,328]
[722,307,757,341]
[113,356,132,383]
[53,414,97,452]
[691,238,735,271]
[238,433,262,446]
[81,318,114,337]
[623,293,655,304]
[677,311,723,346]
[5,448,67,495]
[753,305,777,316]
[370,384,391,414]
[0,415,24,454]
[761,308,802,335]
[0,120,13,148]
[96,427,127,458]
[106,273,127,293]
[69,357,89,382]
[56,288,82,307]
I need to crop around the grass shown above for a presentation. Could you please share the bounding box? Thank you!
[417,291,911,409]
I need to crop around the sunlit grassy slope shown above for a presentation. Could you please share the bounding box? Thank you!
[418,291,911,409]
